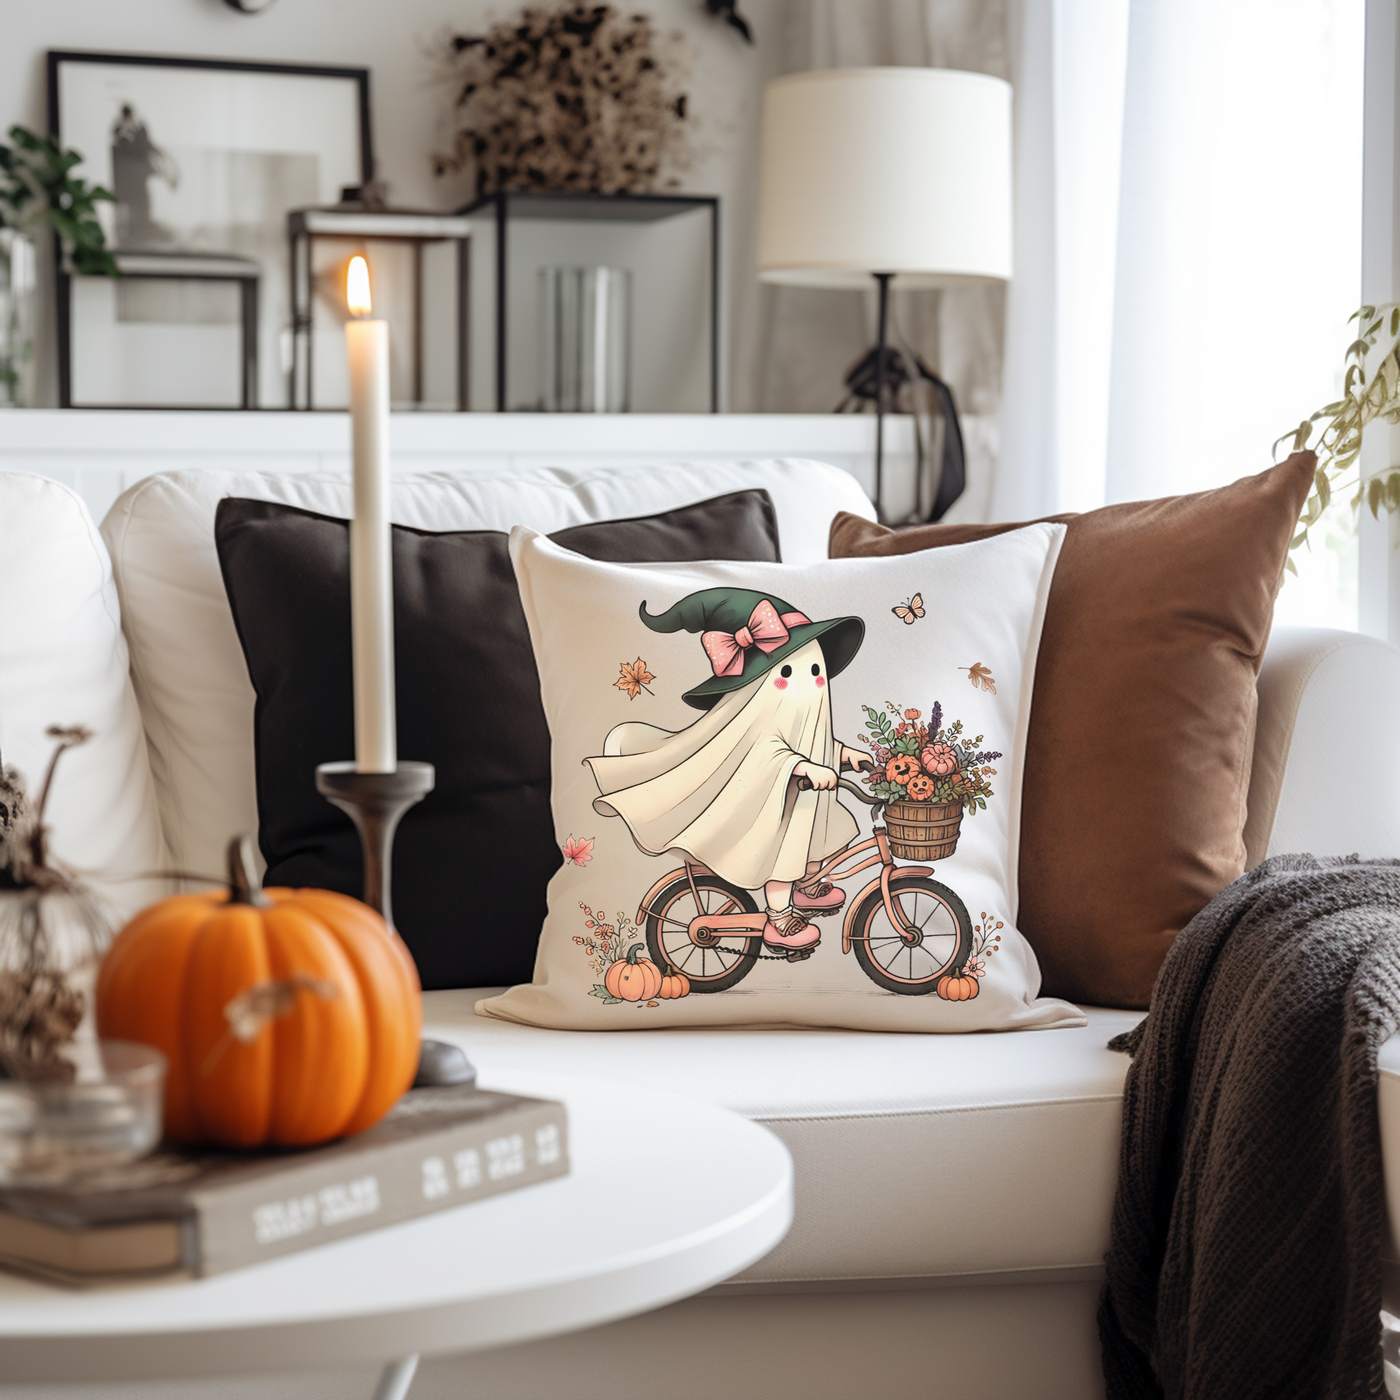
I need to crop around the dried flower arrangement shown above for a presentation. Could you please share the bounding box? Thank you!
[0,727,114,1082]
[859,702,1002,814]
[433,4,692,198]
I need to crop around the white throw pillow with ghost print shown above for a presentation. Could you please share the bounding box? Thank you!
[477,523,1084,1033]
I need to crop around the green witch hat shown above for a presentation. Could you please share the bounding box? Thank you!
[640,587,864,710]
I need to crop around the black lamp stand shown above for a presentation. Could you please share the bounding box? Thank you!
[872,270,893,524]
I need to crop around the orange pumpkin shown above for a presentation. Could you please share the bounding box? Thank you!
[95,837,421,1148]
[936,972,980,1002]
[658,965,691,1000]
[604,943,663,1002]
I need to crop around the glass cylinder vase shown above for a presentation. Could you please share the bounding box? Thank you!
[538,265,631,413]
[0,229,37,409]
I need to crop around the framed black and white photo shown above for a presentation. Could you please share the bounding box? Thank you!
[49,51,371,408]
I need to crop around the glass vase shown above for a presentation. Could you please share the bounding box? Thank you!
[0,229,37,408]
[538,265,631,412]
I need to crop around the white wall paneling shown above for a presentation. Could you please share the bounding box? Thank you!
[0,412,912,526]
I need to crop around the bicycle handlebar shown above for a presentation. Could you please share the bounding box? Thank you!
[795,774,881,806]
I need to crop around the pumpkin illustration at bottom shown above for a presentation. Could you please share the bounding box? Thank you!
[604,943,663,1002]
[658,965,691,1000]
[95,837,421,1148]
[936,972,980,1002]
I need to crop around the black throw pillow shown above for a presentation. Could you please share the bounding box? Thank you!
[215,490,782,990]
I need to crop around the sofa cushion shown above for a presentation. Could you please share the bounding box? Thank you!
[829,454,1316,1008]
[100,460,871,884]
[0,472,166,918]
[435,992,1138,1283]
[480,524,1081,1033]
[213,491,783,990]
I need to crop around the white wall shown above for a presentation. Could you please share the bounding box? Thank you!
[0,0,776,409]
[0,408,912,524]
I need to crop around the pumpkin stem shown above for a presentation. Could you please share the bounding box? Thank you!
[226,834,271,908]
[625,942,646,965]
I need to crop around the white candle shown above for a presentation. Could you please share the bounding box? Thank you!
[345,255,396,774]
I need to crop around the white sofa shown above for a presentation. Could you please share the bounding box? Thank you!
[3,458,1399,1400]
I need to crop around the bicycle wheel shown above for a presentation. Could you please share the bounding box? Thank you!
[851,873,973,995]
[643,872,762,993]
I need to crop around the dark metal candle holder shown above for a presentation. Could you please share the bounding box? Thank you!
[315,761,435,931]
[315,759,475,1088]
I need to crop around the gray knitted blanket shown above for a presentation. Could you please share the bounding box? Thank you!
[1099,854,1400,1400]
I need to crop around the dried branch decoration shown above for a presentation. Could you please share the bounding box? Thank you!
[1279,303,1400,565]
[433,4,692,198]
[0,726,113,1082]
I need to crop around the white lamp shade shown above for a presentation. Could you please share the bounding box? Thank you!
[757,67,1013,290]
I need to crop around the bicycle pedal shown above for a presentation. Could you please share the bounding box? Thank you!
[786,947,817,962]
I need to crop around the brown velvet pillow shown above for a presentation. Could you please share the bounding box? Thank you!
[828,453,1316,1008]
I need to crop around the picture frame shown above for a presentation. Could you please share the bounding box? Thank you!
[48,50,371,409]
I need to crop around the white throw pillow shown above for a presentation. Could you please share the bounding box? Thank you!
[0,472,166,916]
[478,525,1083,1032]
[100,459,870,881]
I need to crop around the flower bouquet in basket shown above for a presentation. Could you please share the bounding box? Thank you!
[858,702,1002,861]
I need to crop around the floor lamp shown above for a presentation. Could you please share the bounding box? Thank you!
[756,67,1013,523]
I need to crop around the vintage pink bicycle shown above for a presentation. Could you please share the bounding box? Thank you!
[637,774,974,996]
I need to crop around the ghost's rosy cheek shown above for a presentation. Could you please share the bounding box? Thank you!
[815,677,825,687]
[773,677,788,690]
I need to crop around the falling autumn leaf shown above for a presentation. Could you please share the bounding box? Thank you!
[615,658,656,700]
[563,835,595,866]
[959,663,997,694]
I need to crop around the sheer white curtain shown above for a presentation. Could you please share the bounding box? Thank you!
[996,0,1364,623]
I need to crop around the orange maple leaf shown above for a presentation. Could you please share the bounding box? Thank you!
[615,658,656,700]
[959,662,997,694]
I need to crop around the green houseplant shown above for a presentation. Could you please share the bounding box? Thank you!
[0,125,117,407]
[0,126,117,276]
[1281,304,1400,566]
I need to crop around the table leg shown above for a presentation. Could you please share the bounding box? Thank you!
[372,1354,419,1400]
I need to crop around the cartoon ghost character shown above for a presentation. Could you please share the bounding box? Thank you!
[585,589,872,954]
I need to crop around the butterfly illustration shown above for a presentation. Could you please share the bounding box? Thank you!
[891,593,925,625]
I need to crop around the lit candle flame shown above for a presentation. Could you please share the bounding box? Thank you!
[346,255,372,317]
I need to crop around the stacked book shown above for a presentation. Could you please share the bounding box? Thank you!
[0,1084,568,1285]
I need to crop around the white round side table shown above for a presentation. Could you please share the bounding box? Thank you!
[0,1071,793,1397]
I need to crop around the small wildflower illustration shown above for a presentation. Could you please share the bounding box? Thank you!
[964,911,1005,978]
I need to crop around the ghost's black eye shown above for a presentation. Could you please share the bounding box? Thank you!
[780,664,792,678]
[811,663,821,676]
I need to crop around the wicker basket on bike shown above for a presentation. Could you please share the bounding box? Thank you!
[883,799,962,862]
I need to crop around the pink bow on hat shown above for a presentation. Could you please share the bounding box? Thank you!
[701,600,811,678]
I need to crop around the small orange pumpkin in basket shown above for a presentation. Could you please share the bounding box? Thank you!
[604,943,663,1002]
[95,837,421,1149]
